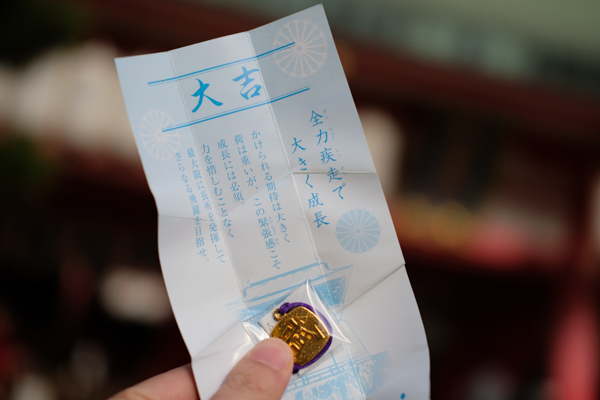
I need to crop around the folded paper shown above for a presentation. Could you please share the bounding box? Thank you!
[115,5,429,399]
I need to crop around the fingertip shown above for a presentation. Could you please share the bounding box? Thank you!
[211,338,293,400]
[249,338,293,372]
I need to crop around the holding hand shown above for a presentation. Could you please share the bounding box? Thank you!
[110,338,293,400]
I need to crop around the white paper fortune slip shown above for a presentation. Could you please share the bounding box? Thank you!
[116,5,429,399]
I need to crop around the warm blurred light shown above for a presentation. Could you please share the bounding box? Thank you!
[336,42,357,79]
[429,200,472,249]
[550,289,599,400]
[358,107,403,197]
[0,65,18,127]
[397,190,570,270]
[464,217,530,269]
[10,373,56,400]
[398,195,474,249]
[463,364,515,400]
[1,41,137,159]
[397,194,433,242]
[99,266,172,325]
[398,195,474,248]
[591,171,600,263]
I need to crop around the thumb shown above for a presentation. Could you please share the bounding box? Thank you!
[211,338,293,400]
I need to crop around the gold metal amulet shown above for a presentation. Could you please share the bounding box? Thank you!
[271,306,331,367]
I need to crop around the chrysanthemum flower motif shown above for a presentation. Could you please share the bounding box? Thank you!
[140,110,179,161]
[274,20,327,78]
[336,209,381,254]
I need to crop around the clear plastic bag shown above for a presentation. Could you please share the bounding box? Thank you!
[228,279,351,374]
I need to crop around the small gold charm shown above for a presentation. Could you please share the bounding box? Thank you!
[271,306,330,366]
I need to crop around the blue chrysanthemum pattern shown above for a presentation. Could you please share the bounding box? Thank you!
[140,110,179,161]
[273,20,327,77]
[336,209,381,254]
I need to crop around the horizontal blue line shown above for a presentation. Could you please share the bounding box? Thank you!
[162,87,310,132]
[245,274,329,303]
[148,42,295,86]
[244,262,322,289]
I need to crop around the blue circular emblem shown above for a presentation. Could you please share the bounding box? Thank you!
[336,209,381,254]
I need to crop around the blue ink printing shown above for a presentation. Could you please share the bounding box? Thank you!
[336,209,381,253]
[191,79,223,112]
[233,66,262,99]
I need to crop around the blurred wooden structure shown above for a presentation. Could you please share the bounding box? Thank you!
[13,0,600,398]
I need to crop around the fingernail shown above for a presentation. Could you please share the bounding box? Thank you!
[249,338,291,371]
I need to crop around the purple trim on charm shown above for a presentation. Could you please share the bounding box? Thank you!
[277,302,333,373]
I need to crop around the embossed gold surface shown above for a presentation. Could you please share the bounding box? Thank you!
[271,306,330,366]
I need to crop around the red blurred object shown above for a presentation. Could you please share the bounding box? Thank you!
[550,284,599,400]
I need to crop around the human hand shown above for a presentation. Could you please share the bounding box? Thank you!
[110,337,293,400]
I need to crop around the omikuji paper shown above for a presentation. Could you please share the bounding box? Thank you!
[116,5,429,399]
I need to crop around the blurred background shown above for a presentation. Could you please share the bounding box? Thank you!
[1,0,599,399]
